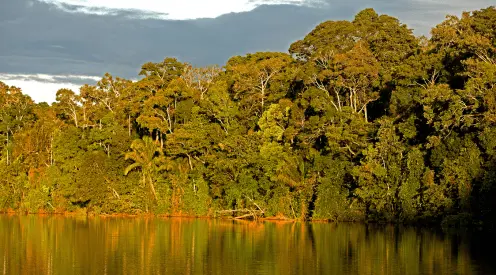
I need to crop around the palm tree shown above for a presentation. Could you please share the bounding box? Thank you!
[124,136,166,201]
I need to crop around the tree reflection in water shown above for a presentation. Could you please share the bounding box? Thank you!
[0,215,494,275]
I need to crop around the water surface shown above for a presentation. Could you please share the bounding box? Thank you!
[0,215,494,274]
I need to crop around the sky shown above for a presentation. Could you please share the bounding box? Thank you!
[36,0,323,20]
[0,0,494,103]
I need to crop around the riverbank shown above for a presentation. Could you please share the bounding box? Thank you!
[1,208,487,232]
[0,209,304,222]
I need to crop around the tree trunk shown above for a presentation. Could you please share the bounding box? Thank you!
[353,89,358,112]
[166,107,173,133]
[334,88,342,111]
[6,129,9,166]
[349,93,353,112]
[128,114,131,137]
[73,111,78,128]
[364,104,368,123]
[186,154,193,170]
[148,175,158,201]
[261,87,265,113]
[50,135,54,166]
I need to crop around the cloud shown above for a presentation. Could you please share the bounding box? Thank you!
[1,1,337,79]
[0,73,101,103]
[36,0,324,20]
[37,1,170,19]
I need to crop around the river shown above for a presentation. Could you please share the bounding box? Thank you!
[0,215,495,274]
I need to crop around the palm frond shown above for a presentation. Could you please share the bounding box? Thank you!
[124,162,142,175]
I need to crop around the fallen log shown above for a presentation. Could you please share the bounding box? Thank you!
[234,213,255,220]
[216,209,254,214]
[216,209,264,220]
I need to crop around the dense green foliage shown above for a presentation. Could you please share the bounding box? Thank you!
[1,7,496,228]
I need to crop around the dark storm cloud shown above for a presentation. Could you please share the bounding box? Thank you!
[0,0,494,80]
[0,0,338,78]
